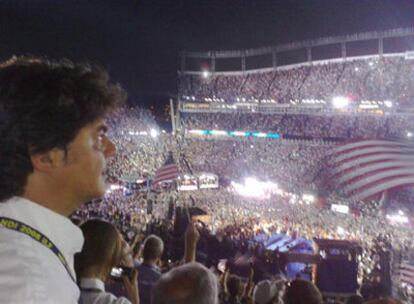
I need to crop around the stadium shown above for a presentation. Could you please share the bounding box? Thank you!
[71,28,414,302]
[2,4,414,303]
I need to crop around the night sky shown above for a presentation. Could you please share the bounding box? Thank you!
[1,0,414,120]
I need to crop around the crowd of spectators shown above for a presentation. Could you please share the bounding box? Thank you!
[71,102,414,303]
[71,56,414,303]
[178,138,327,194]
[179,56,414,106]
[73,184,412,303]
[5,55,411,304]
[106,106,168,180]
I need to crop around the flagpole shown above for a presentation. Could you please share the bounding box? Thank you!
[170,98,176,135]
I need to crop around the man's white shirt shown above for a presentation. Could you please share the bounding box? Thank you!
[0,197,84,304]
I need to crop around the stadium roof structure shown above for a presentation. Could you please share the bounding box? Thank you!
[180,27,414,74]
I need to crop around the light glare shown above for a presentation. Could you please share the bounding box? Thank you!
[332,96,350,108]
[150,129,159,138]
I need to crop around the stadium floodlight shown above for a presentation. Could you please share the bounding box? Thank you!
[202,70,210,79]
[150,128,159,138]
[332,96,350,108]
[384,100,393,108]
[407,132,413,138]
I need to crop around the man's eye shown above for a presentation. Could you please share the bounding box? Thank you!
[96,133,106,146]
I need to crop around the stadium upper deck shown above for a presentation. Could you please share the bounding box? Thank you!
[178,28,414,115]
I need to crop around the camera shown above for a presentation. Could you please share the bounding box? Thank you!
[110,266,133,281]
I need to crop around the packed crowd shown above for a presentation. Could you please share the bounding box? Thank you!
[179,56,414,106]
[3,56,411,304]
[105,106,168,180]
[43,57,414,301]
[70,103,414,303]
[178,138,327,194]
[73,184,413,303]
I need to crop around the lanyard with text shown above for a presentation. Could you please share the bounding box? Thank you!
[0,216,77,283]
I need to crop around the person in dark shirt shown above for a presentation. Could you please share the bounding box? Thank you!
[137,235,164,304]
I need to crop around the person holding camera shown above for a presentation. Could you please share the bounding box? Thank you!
[75,220,139,304]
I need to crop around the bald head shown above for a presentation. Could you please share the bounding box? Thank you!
[153,262,218,304]
[283,279,323,304]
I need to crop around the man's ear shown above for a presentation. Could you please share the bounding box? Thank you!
[30,149,65,172]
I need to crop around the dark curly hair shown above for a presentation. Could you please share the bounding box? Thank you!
[0,56,126,202]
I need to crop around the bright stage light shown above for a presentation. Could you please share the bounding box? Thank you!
[232,177,278,199]
[407,132,413,138]
[384,100,393,108]
[332,96,350,108]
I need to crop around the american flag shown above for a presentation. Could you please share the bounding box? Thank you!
[399,260,414,287]
[329,140,414,201]
[152,153,179,187]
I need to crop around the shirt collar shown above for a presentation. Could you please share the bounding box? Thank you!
[142,262,161,272]
[79,278,105,291]
[0,196,84,260]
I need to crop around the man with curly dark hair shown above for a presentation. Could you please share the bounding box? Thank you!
[0,56,126,303]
